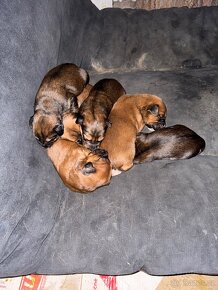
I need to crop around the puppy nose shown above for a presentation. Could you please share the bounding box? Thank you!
[87,141,99,151]
[89,144,98,150]
[159,118,166,126]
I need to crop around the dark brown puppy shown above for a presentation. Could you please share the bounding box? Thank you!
[134,124,205,164]
[29,63,89,148]
[47,112,112,193]
[100,94,167,172]
[75,78,126,150]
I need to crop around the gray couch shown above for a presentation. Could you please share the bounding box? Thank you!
[0,0,217,277]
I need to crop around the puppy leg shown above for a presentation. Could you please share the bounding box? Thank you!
[134,151,154,164]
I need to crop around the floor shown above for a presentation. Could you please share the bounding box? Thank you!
[0,272,218,290]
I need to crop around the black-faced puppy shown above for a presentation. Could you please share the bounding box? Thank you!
[100,94,167,172]
[47,112,112,193]
[134,124,205,164]
[29,63,89,148]
[75,78,126,150]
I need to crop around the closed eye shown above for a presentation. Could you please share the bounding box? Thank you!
[84,135,92,142]
[97,136,104,142]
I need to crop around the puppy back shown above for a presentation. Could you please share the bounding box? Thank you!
[35,63,89,104]
[80,79,125,113]
[90,78,125,103]
[134,125,206,163]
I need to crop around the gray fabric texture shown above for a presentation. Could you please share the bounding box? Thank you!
[58,3,218,71]
[0,0,217,277]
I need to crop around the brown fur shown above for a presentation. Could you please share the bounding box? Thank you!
[47,111,112,193]
[77,83,92,107]
[29,63,89,148]
[75,78,126,150]
[100,94,167,171]
[134,124,205,164]
[32,77,111,193]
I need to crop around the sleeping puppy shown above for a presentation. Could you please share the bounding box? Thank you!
[29,63,89,148]
[100,94,167,172]
[47,112,112,193]
[134,124,205,164]
[75,78,126,150]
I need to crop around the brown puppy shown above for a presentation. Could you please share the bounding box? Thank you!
[75,78,126,150]
[29,63,89,148]
[47,112,112,193]
[100,94,167,172]
[134,124,205,164]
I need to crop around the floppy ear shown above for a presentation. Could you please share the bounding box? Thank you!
[147,104,159,116]
[29,116,34,128]
[82,162,96,175]
[53,123,64,136]
[106,119,112,128]
[75,113,84,125]
[70,95,79,114]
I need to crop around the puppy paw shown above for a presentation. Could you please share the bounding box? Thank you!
[112,169,122,176]
[94,149,108,159]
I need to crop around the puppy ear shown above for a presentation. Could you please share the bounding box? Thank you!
[147,104,159,116]
[29,116,34,128]
[76,113,84,125]
[82,162,96,175]
[106,120,112,128]
[53,123,64,136]
[70,95,79,114]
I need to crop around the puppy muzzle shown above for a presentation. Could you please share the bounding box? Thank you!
[147,118,166,130]
[83,140,100,151]
[36,137,59,148]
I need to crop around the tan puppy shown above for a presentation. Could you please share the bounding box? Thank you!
[29,63,89,148]
[75,78,126,150]
[100,94,167,172]
[47,112,112,193]
[134,125,205,164]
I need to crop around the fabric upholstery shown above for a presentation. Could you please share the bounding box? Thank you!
[0,0,217,277]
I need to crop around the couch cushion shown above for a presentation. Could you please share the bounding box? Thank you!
[0,0,217,277]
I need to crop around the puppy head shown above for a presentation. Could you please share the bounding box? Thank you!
[69,147,112,192]
[140,96,167,130]
[80,149,109,174]
[47,138,112,193]
[29,110,64,148]
[76,111,111,150]
[79,149,112,192]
